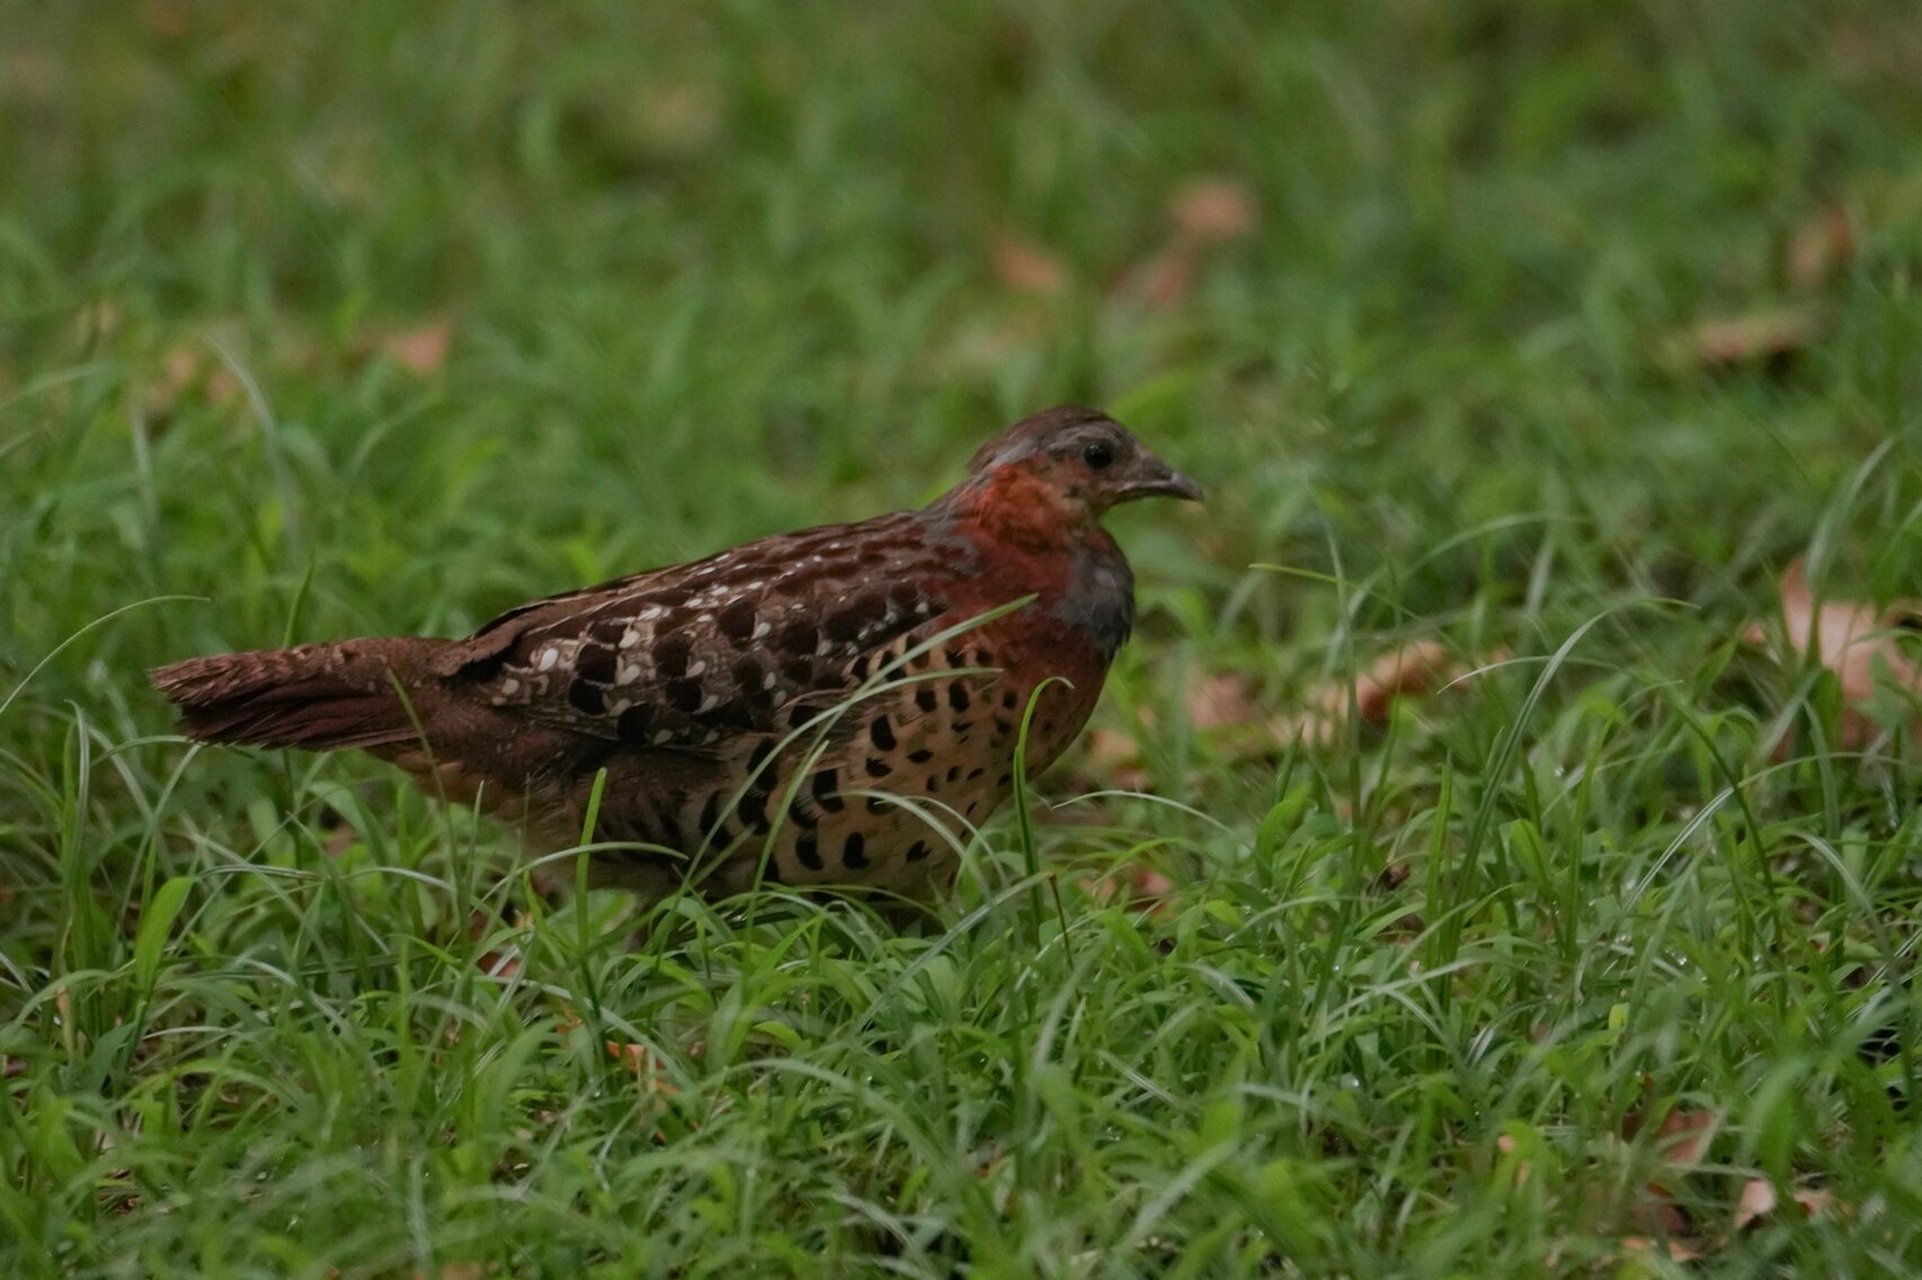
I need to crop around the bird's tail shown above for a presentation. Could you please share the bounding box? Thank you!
[152,636,449,752]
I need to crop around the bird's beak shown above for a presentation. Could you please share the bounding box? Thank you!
[1122,460,1204,503]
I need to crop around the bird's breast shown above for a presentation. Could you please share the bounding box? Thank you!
[1050,538,1136,664]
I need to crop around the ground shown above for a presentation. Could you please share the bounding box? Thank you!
[4,3,1922,1276]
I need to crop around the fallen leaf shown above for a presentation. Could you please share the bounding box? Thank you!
[1186,671,1261,731]
[1083,643,1495,785]
[1382,911,1425,939]
[931,313,1057,379]
[1654,1107,1715,1166]
[1618,1105,1717,1246]
[1169,177,1257,245]
[1747,555,1922,750]
[1495,1133,1533,1186]
[1285,641,1496,746]
[1792,1187,1836,1218]
[1119,248,1196,311]
[1112,174,1257,311]
[1664,305,1823,371]
[377,319,455,376]
[141,344,244,423]
[1081,862,1177,918]
[1344,640,1460,724]
[1077,673,1261,789]
[1620,1235,1704,1263]
[1788,203,1854,291]
[990,234,1069,297]
[1082,725,1151,791]
[1734,1178,1777,1231]
[606,1040,677,1094]
[469,910,527,980]
[1373,860,1411,891]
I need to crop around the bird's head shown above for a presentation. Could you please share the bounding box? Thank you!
[954,406,1202,525]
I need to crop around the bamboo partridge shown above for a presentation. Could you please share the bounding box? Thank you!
[154,406,1200,901]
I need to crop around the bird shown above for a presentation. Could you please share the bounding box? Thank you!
[153,405,1201,903]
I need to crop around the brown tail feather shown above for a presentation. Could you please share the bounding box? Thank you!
[152,637,449,751]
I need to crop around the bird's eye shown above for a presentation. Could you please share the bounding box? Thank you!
[1082,440,1115,470]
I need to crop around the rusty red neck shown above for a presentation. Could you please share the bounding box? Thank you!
[934,465,1104,557]
[929,465,1135,662]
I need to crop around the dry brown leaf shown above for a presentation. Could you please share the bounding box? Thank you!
[1081,863,1177,918]
[1112,174,1257,312]
[1666,305,1823,370]
[1345,640,1460,723]
[1788,203,1854,291]
[1494,1133,1533,1187]
[1618,1106,1717,1247]
[990,234,1069,298]
[606,1040,677,1093]
[1749,555,1922,750]
[1734,1178,1777,1231]
[1078,673,1261,788]
[1792,1187,1836,1218]
[1186,672,1261,731]
[142,345,244,422]
[1285,641,1493,746]
[1169,177,1258,245]
[1730,1177,1843,1238]
[932,312,1058,380]
[1620,1235,1704,1263]
[469,910,526,980]
[481,943,521,974]
[1085,643,1492,782]
[1121,248,1197,311]
[1082,726,1151,791]
[1373,860,1411,891]
[1654,1107,1716,1165]
[475,948,522,981]
[1382,911,1425,939]
[378,319,455,376]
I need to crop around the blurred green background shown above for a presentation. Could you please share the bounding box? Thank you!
[8,0,1920,668]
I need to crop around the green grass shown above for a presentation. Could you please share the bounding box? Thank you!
[5,2,1922,1275]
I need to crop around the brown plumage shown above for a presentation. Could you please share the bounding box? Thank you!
[154,406,1201,902]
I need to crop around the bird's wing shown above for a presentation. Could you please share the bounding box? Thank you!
[442,512,969,752]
